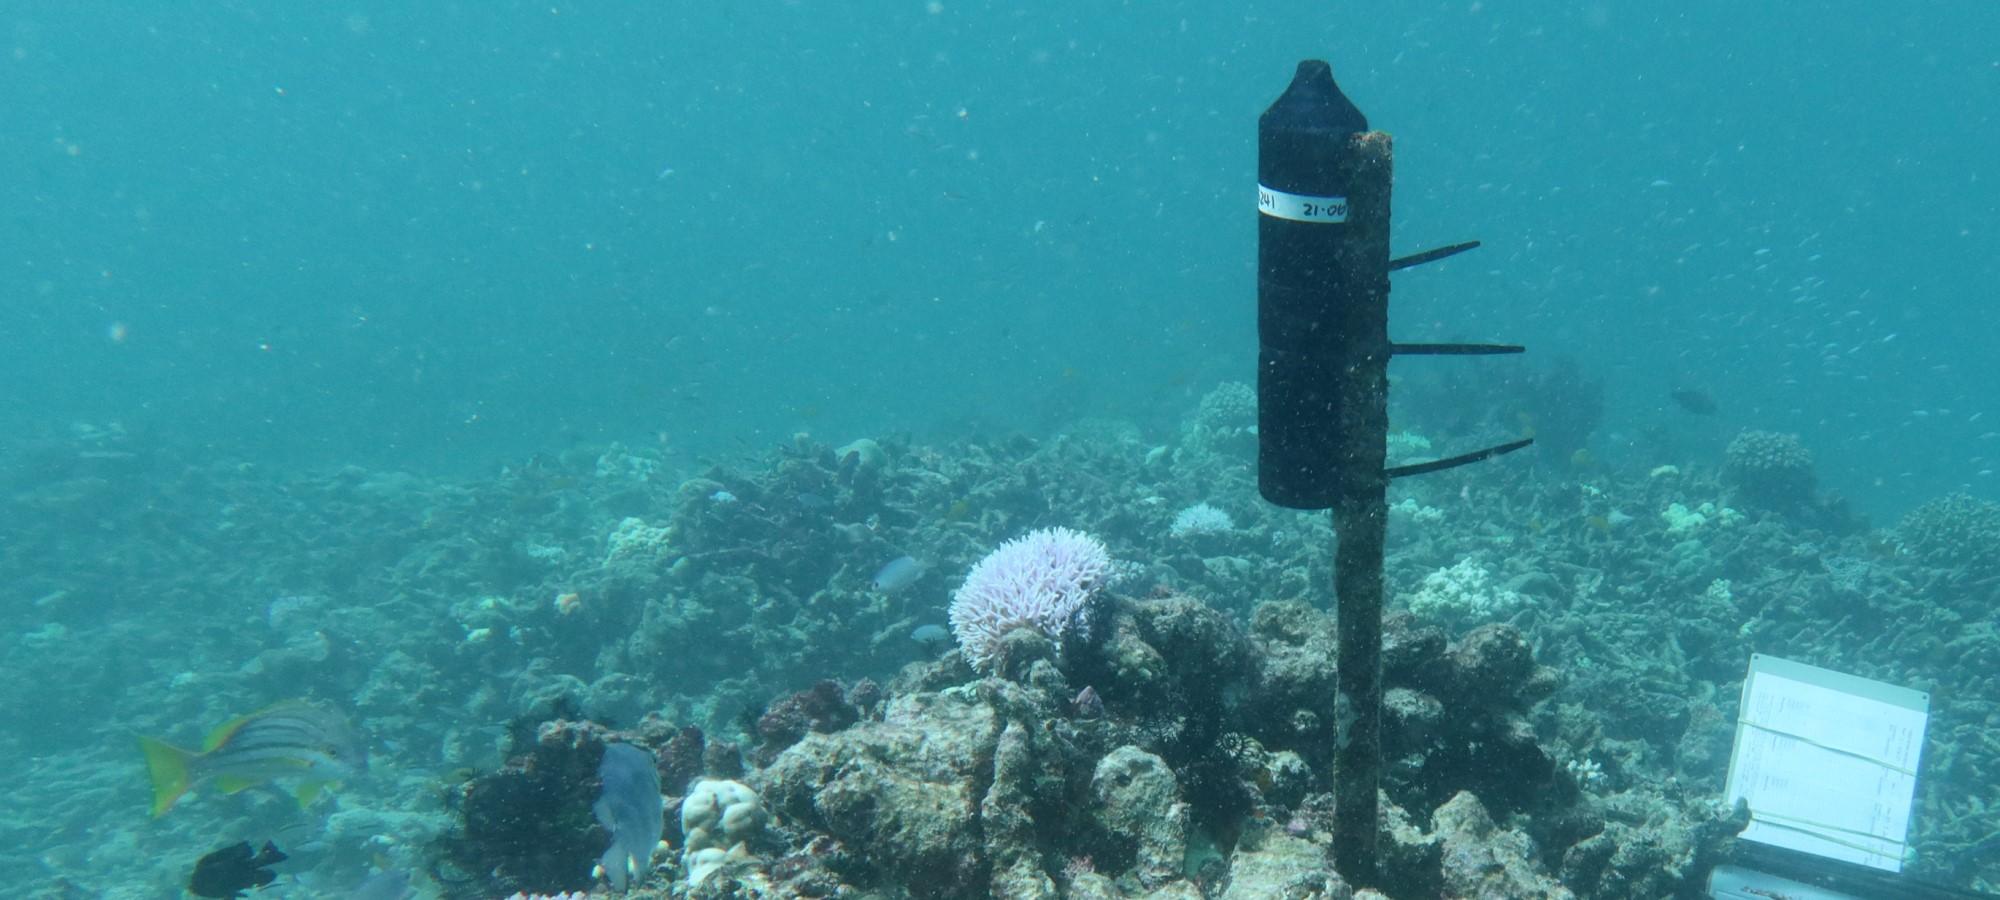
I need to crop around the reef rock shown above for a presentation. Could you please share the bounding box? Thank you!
[1432,791,1574,900]
[1218,831,1340,900]
[1087,745,1189,889]
[757,680,1046,897]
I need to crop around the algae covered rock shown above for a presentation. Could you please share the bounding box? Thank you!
[985,720,1059,900]
[1218,831,1339,900]
[1087,745,1189,889]
[1242,599,1341,760]
[758,686,1007,896]
[1432,791,1575,900]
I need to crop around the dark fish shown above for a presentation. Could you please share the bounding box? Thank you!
[189,840,287,899]
[138,700,366,816]
[1669,387,1718,415]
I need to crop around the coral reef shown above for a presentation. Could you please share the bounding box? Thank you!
[1898,491,2000,575]
[1181,382,1258,461]
[753,679,860,762]
[438,720,622,897]
[1720,429,1869,534]
[1722,429,1817,509]
[718,589,1580,898]
[9,385,2000,896]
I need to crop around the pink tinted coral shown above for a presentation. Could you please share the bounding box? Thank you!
[948,527,1112,672]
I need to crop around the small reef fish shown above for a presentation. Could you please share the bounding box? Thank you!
[871,555,927,593]
[911,624,952,649]
[188,840,287,899]
[139,700,366,817]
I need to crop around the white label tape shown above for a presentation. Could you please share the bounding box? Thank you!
[1258,185,1348,223]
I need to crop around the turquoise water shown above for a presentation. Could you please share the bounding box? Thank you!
[9,3,1990,513]
[5,2,1997,897]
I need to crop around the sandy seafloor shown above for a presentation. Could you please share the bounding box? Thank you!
[5,382,1998,899]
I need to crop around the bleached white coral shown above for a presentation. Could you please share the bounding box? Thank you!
[1169,503,1235,538]
[605,517,672,563]
[1389,497,1445,525]
[595,445,660,481]
[949,528,1113,672]
[1662,501,1742,535]
[682,778,765,885]
[1406,558,1521,624]
[1386,431,1435,464]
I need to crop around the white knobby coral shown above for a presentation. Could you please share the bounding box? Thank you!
[681,778,765,885]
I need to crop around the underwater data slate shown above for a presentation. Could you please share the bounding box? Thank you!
[1725,654,1929,872]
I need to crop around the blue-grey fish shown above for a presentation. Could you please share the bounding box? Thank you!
[911,624,952,647]
[594,742,664,890]
[872,555,927,593]
[138,700,366,816]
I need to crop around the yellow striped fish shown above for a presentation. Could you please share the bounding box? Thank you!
[138,700,365,817]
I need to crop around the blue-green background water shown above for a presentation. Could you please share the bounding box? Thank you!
[8,1,1994,520]
[6,4,2000,895]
